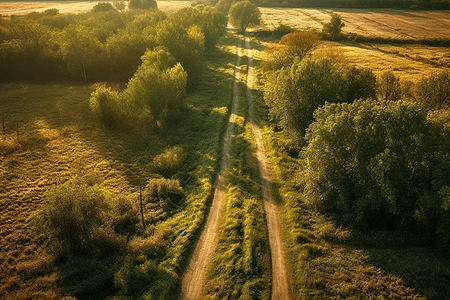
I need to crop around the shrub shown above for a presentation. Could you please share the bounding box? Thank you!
[44,8,59,16]
[151,146,184,178]
[89,85,123,128]
[28,180,110,256]
[143,178,184,210]
[273,23,294,38]
[113,0,126,11]
[110,195,140,236]
[416,70,450,110]
[302,100,441,233]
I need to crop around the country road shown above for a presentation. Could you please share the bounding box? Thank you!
[181,30,290,299]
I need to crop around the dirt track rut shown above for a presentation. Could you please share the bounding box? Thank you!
[181,31,290,300]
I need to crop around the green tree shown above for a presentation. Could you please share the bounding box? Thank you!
[128,0,157,9]
[279,30,320,61]
[264,57,347,145]
[321,13,345,40]
[60,24,103,83]
[416,70,450,110]
[124,48,187,130]
[343,66,377,102]
[113,0,126,11]
[229,1,261,33]
[377,70,401,101]
[214,0,232,15]
[302,100,438,231]
[92,2,115,13]
[156,20,204,90]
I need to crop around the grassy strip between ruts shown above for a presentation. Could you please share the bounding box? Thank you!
[204,37,272,300]
[251,33,450,300]
[0,32,237,299]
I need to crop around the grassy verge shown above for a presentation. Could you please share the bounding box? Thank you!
[0,32,237,299]
[204,37,272,300]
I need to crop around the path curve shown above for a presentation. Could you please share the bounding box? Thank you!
[181,31,242,300]
[245,33,291,300]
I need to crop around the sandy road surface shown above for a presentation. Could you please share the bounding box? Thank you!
[181,31,242,300]
[245,33,290,300]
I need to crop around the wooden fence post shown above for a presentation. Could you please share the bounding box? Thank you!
[139,180,146,230]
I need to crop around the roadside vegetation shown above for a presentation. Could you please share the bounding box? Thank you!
[255,15,450,300]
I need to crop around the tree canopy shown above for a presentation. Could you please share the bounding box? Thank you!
[229,1,261,33]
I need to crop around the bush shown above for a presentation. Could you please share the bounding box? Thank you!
[302,100,442,233]
[273,23,294,38]
[151,146,184,178]
[28,180,110,256]
[343,65,377,102]
[279,30,320,61]
[89,85,123,128]
[143,178,184,210]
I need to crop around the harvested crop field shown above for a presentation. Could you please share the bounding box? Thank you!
[0,0,191,15]
[260,7,450,40]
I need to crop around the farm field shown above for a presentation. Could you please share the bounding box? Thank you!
[260,7,450,39]
[0,0,191,15]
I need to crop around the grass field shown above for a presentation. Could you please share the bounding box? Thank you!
[0,30,237,299]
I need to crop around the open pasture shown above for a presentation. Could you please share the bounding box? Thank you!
[260,7,450,40]
[0,0,191,15]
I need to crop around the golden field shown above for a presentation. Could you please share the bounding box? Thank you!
[260,7,450,40]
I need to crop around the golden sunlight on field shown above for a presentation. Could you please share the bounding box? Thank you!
[260,7,450,39]
[0,0,191,16]
[337,42,450,82]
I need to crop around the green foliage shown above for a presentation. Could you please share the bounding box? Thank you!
[321,14,345,41]
[113,0,126,11]
[89,85,123,128]
[60,24,103,83]
[273,23,294,38]
[44,8,59,16]
[110,195,140,236]
[279,30,320,61]
[229,1,261,33]
[92,2,116,13]
[143,178,184,210]
[416,70,450,110]
[214,0,232,15]
[343,65,377,102]
[28,179,110,256]
[128,0,157,10]
[264,57,347,146]
[156,19,204,90]
[301,100,445,233]
[377,70,402,101]
[151,146,184,178]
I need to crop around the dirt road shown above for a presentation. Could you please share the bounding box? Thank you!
[245,33,290,300]
[181,32,242,300]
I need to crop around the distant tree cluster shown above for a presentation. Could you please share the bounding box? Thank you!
[0,4,227,85]
[262,27,450,248]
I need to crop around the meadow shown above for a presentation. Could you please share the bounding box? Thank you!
[1,1,450,299]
